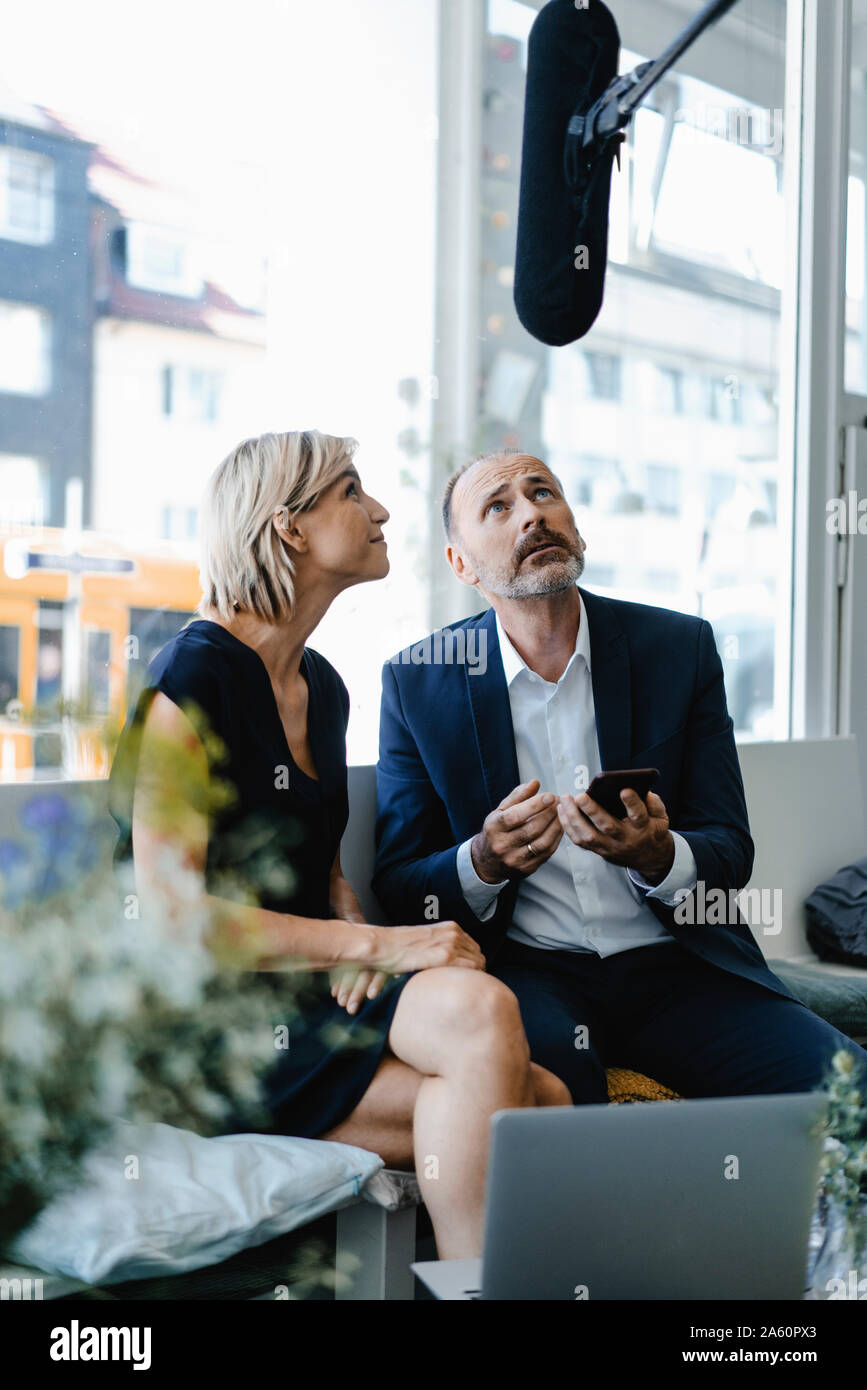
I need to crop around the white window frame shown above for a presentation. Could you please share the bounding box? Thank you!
[126,222,204,299]
[0,147,55,245]
[162,364,223,424]
[775,0,867,818]
[0,453,48,526]
[0,301,52,396]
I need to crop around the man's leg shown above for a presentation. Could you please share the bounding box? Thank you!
[489,938,611,1103]
[613,943,867,1097]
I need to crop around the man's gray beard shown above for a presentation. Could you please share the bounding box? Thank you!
[470,549,585,599]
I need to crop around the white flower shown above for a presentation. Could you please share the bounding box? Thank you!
[70,975,142,1026]
[0,1007,62,1068]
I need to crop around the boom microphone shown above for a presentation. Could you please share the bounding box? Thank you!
[514,0,621,348]
[514,0,742,348]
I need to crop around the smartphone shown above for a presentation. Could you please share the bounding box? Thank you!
[583,768,659,819]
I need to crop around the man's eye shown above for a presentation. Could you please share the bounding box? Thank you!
[346,481,359,496]
[535,487,552,499]
[486,501,505,516]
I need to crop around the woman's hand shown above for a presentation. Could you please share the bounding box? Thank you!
[330,922,485,1011]
[368,921,486,975]
[328,871,390,1013]
[330,966,390,1014]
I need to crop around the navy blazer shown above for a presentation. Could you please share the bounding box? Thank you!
[373,587,798,1005]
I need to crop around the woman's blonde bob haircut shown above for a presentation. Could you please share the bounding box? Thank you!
[197,429,359,623]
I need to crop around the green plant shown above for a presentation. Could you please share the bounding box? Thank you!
[0,787,304,1247]
[819,1049,867,1263]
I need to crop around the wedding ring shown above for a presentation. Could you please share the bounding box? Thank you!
[526,841,538,857]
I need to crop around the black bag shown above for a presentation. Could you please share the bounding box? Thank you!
[805,859,867,967]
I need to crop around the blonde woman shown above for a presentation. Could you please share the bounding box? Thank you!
[109,430,570,1259]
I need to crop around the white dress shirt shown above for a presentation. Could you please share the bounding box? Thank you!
[455,590,698,955]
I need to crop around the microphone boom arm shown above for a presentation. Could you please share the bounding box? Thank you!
[565,0,742,196]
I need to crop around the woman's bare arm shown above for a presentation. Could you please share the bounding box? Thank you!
[329,848,366,924]
[327,847,392,1011]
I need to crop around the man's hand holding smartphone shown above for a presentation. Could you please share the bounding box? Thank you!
[557,769,675,886]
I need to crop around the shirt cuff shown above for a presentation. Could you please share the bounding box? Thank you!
[456,837,509,923]
[627,832,697,906]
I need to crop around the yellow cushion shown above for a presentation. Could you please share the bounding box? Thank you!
[605,1067,681,1103]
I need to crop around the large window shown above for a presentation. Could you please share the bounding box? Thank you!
[478,0,791,741]
[0,0,863,788]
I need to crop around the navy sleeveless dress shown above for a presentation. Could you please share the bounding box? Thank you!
[108,618,410,1140]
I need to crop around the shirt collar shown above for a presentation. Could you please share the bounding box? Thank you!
[495,588,591,688]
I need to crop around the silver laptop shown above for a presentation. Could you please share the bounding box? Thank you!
[412,1093,827,1300]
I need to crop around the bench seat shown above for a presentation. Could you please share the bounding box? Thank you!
[767,958,867,1042]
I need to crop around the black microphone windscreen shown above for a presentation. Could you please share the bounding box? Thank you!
[514,0,621,347]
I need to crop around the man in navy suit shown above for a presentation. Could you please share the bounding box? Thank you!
[373,450,866,1101]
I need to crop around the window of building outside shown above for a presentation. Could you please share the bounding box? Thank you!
[0,453,47,526]
[0,147,54,244]
[582,350,623,400]
[0,302,51,394]
[657,366,685,415]
[0,624,20,710]
[35,601,63,711]
[162,365,223,423]
[573,453,624,507]
[126,222,205,298]
[645,462,682,517]
[483,0,792,741]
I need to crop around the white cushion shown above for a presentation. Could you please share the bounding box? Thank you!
[4,1120,384,1286]
[362,1168,421,1211]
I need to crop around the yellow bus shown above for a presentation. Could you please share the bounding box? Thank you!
[0,527,202,780]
